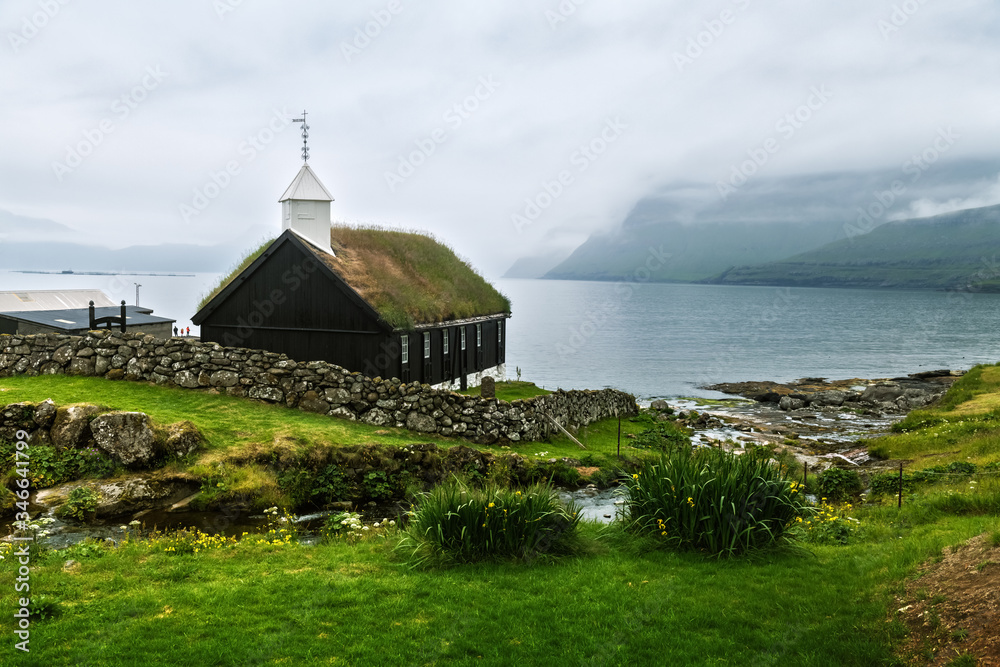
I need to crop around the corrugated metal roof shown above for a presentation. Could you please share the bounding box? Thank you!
[0,305,175,332]
[0,290,115,313]
[278,165,334,202]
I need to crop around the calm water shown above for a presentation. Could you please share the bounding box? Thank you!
[498,279,1000,400]
[3,270,998,401]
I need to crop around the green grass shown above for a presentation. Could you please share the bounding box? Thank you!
[326,225,510,328]
[869,364,1000,468]
[3,508,995,666]
[457,381,551,401]
[0,375,453,454]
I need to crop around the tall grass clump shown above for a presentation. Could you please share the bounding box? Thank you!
[621,447,809,557]
[399,479,581,565]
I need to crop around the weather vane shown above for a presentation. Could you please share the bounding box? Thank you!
[293,109,309,163]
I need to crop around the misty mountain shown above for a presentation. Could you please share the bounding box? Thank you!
[502,250,572,279]
[539,160,1000,283]
[705,203,1000,291]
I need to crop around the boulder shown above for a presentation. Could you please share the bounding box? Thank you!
[50,404,105,449]
[778,396,805,411]
[33,399,57,428]
[90,412,159,466]
[163,421,202,458]
[248,386,284,403]
[649,399,674,412]
[860,384,904,404]
[360,408,393,426]
[810,390,847,407]
[406,411,438,433]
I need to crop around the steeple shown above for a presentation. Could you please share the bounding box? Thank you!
[279,110,334,254]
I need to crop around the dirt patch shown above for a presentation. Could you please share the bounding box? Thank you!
[576,466,600,479]
[895,533,1000,665]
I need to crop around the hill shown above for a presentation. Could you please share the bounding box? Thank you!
[706,203,1000,291]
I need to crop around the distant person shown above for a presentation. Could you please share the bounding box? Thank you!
[173,326,178,336]
[186,327,190,336]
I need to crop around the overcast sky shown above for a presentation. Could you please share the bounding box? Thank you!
[2,0,999,278]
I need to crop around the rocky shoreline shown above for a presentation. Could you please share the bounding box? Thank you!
[704,369,962,414]
[654,370,965,475]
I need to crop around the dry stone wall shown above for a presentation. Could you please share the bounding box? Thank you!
[0,331,638,444]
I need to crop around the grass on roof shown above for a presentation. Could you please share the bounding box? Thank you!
[326,225,510,328]
[197,237,274,310]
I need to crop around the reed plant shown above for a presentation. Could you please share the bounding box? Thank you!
[621,447,809,557]
[399,479,581,565]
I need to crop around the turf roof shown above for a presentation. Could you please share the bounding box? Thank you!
[323,225,510,329]
[199,226,510,330]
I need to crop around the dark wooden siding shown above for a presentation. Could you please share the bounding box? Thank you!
[198,236,508,384]
[199,240,391,373]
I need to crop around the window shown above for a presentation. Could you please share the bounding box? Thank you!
[460,328,466,350]
[423,332,431,359]
[498,322,502,345]
[443,329,449,355]
[476,324,482,348]
[400,335,409,364]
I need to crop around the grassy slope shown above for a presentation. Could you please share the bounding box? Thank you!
[7,516,995,667]
[0,376,641,473]
[869,364,1000,468]
[6,372,1000,663]
[456,381,552,402]
[709,204,1000,290]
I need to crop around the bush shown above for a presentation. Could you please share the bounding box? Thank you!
[400,479,581,565]
[629,414,692,452]
[818,468,863,502]
[787,500,861,545]
[621,447,808,558]
[55,487,100,522]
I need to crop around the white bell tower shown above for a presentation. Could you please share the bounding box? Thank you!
[279,110,334,255]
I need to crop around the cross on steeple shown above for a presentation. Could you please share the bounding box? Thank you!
[293,110,309,163]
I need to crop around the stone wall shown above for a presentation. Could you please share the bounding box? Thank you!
[0,331,638,444]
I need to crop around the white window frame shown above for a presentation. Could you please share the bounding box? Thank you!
[443,329,449,355]
[461,328,466,351]
[400,335,409,364]
[423,332,431,359]
[476,323,482,348]
[498,321,502,345]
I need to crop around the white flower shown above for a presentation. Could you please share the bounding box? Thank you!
[373,522,381,528]
[362,526,370,531]
[129,520,141,527]
[388,520,395,526]
[120,525,128,531]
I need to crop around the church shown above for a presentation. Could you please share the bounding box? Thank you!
[192,116,510,389]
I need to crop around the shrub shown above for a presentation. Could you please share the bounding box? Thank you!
[787,500,861,545]
[629,414,692,452]
[400,479,581,565]
[56,487,100,522]
[621,447,809,558]
[818,468,863,502]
